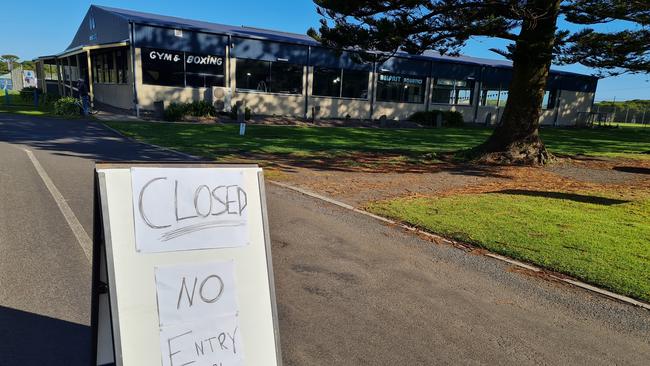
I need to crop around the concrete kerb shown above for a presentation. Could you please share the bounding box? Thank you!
[97,121,650,312]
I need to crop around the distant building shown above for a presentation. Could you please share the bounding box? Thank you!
[35,5,598,125]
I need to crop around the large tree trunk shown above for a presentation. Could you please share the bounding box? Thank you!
[477,0,562,165]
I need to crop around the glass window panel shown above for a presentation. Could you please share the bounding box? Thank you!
[141,48,185,87]
[431,86,454,104]
[341,69,369,99]
[498,90,509,107]
[312,66,341,97]
[541,90,556,109]
[376,73,425,103]
[432,79,473,105]
[116,49,127,84]
[236,59,270,92]
[185,53,225,88]
[270,62,303,94]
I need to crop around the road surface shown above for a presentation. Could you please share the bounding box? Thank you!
[0,113,648,365]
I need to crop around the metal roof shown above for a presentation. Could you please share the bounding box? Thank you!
[94,5,319,45]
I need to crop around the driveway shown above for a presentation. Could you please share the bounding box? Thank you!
[0,113,648,365]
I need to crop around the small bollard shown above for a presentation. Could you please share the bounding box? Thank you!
[33,89,39,107]
[237,103,246,136]
[436,113,443,128]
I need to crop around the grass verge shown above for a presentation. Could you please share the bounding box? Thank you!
[367,191,650,302]
[104,121,650,162]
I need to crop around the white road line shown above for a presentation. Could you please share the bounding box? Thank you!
[23,148,92,262]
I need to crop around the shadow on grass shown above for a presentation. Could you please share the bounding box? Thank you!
[613,166,650,175]
[492,189,630,206]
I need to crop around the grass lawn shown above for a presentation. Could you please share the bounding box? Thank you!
[367,191,650,302]
[105,121,650,161]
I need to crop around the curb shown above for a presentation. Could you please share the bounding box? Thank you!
[268,180,650,311]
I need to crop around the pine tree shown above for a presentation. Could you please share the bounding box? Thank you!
[308,0,650,164]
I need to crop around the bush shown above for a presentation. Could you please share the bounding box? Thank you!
[229,104,252,121]
[187,100,216,117]
[53,97,80,116]
[164,103,189,121]
[42,93,61,106]
[408,110,464,127]
[164,101,217,121]
[20,87,38,102]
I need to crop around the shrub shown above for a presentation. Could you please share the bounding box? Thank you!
[42,93,61,106]
[443,110,464,127]
[187,100,216,117]
[408,110,464,127]
[53,97,80,116]
[229,104,252,121]
[20,86,38,102]
[164,101,217,121]
[164,103,189,121]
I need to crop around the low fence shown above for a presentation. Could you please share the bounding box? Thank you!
[593,105,650,125]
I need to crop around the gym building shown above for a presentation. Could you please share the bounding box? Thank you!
[35,5,598,125]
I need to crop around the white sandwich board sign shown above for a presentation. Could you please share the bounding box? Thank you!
[91,163,281,366]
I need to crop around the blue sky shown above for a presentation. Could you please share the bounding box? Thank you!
[2,0,648,101]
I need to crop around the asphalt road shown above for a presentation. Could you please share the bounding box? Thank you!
[0,113,649,365]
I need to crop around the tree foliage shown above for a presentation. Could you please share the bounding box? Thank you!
[309,1,649,73]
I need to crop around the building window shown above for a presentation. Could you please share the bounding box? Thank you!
[270,62,303,94]
[431,78,474,105]
[236,59,270,92]
[236,59,303,94]
[89,16,96,30]
[480,85,508,107]
[92,49,128,84]
[376,73,426,103]
[116,50,127,84]
[141,48,185,87]
[542,90,556,109]
[185,53,225,88]
[312,66,369,99]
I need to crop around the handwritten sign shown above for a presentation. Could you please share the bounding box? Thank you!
[93,165,281,366]
[160,315,243,366]
[155,261,239,327]
[156,261,243,366]
[131,168,249,252]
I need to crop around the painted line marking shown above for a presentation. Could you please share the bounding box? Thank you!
[24,148,92,262]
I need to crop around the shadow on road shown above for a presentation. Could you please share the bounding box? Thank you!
[0,114,192,162]
[0,306,91,365]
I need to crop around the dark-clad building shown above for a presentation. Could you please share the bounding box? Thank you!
[35,5,598,125]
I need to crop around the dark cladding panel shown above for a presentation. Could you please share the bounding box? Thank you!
[378,57,430,76]
[480,67,513,87]
[133,24,228,54]
[231,37,308,64]
[547,73,598,93]
[309,47,372,71]
[431,62,479,80]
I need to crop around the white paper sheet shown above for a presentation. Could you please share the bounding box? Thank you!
[131,168,249,252]
[159,314,244,366]
[155,261,239,327]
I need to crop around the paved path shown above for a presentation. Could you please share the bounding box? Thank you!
[0,114,648,365]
